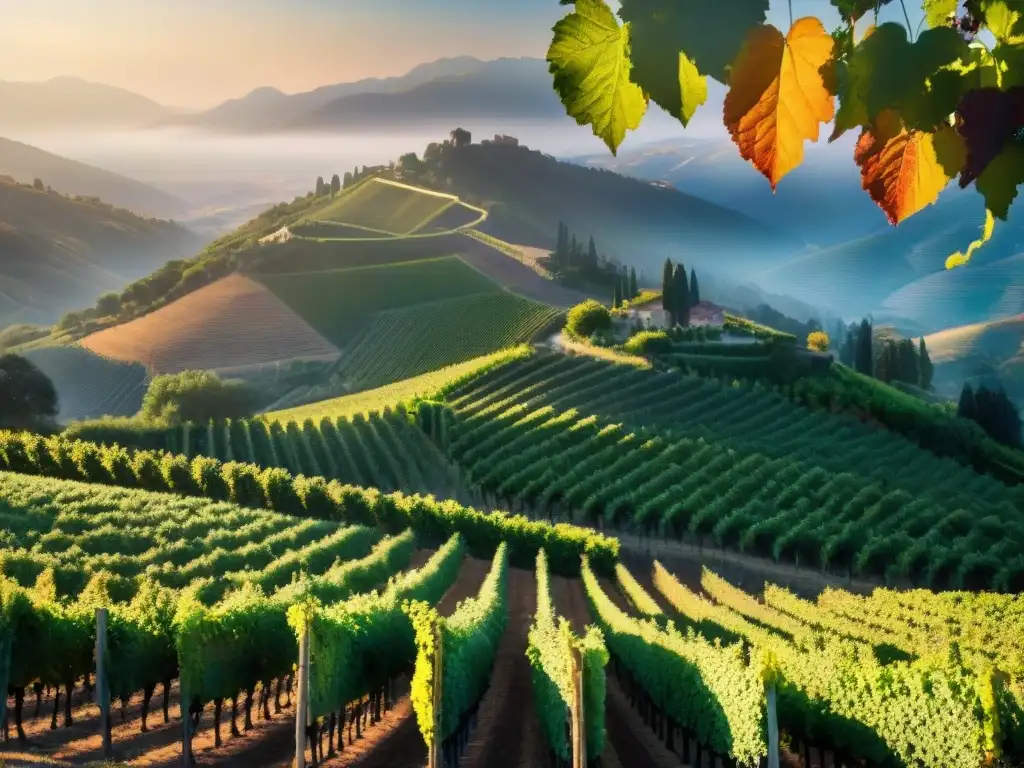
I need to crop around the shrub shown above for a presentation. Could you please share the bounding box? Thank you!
[131,451,166,492]
[161,453,197,495]
[140,370,261,425]
[100,445,137,487]
[262,467,304,516]
[565,300,612,341]
[191,456,229,500]
[807,331,830,352]
[221,462,266,508]
[70,441,105,482]
[623,330,672,357]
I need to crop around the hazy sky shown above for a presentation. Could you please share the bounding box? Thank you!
[2,0,925,108]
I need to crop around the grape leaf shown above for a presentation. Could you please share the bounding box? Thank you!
[955,86,1024,187]
[831,0,895,23]
[922,0,959,28]
[975,146,1024,218]
[723,18,835,189]
[547,0,649,154]
[622,2,708,126]
[854,110,960,224]
[830,23,970,140]
[981,0,1024,42]
[617,0,769,85]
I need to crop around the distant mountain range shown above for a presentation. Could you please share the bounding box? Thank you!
[163,58,562,132]
[0,137,188,218]
[0,76,177,131]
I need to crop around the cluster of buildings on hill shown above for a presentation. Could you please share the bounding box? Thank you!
[626,299,726,330]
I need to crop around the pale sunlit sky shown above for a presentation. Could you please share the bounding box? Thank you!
[1,0,926,108]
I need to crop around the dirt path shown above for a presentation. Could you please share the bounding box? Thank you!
[458,566,548,768]
[550,576,685,768]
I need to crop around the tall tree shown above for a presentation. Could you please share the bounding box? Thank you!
[588,236,599,271]
[855,318,873,376]
[689,267,700,306]
[330,174,341,196]
[919,338,934,390]
[958,383,977,421]
[621,270,630,303]
[556,222,568,262]
[661,259,674,316]
[569,234,578,269]
[0,354,58,428]
[629,267,638,299]
[315,176,326,196]
[838,323,856,366]
[613,280,622,309]
[672,263,690,326]
[962,384,1022,448]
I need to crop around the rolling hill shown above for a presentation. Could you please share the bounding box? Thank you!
[438,142,801,276]
[924,315,1024,400]
[0,76,173,131]
[760,191,1024,330]
[0,136,188,218]
[59,179,566,399]
[572,133,884,247]
[0,176,203,327]
[79,273,340,374]
[19,345,149,423]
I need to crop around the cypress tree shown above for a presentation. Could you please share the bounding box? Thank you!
[315,176,326,196]
[629,267,638,299]
[569,233,577,268]
[689,267,700,306]
[330,174,341,196]
[957,383,976,421]
[855,318,873,375]
[672,263,690,326]
[588,236,599,271]
[662,259,674,315]
[613,280,622,308]
[556,222,568,261]
[919,338,934,389]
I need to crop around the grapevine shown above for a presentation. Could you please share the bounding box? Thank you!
[545,0,1024,267]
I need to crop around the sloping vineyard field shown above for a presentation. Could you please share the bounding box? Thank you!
[266,346,530,423]
[259,256,499,346]
[21,345,148,422]
[332,292,560,392]
[0,469,615,767]
[432,352,1024,592]
[307,178,459,235]
[642,560,1023,767]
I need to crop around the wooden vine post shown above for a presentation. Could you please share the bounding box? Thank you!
[763,650,780,768]
[428,622,443,768]
[295,621,311,768]
[95,607,112,757]
[570,644,587,768]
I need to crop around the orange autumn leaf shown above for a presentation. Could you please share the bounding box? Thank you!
[723,18,836,189]
[854,111,960,225]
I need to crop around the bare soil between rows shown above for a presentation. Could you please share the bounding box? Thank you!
[0,552,489,768]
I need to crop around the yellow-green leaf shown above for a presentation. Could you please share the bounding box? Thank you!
[547,0,648,154]
[981,0,1024,42]
[922,0,959,28]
